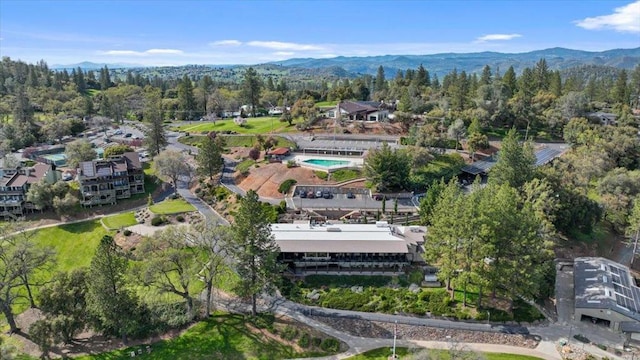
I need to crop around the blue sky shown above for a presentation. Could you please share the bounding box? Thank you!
[1,0,638,66]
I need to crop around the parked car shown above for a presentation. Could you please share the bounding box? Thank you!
[372,193,383,201]
[113,129,123,135]
[315,190,323,198]
[346,192,355,199]
[299,190,307,198]
[322,190,332,199]
[307,191,316,199]
[124,133,133,138]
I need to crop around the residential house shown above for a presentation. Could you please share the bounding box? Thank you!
[326,101,390,122]
[77,152,144,207]
[272,221,425,274]
[0,163,58,219]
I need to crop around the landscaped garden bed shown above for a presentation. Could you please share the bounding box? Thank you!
[281,275,545,323]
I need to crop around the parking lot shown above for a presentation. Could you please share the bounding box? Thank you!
[291,185,416,211]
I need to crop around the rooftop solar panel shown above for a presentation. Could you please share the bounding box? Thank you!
[534,148,562,166]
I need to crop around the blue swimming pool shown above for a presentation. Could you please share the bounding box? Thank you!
[302,159,350,167]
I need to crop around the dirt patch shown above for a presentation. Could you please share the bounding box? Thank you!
[114,231,143,251]
[237,163,336,199]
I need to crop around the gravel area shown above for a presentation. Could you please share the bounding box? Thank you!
[310,316,540,349]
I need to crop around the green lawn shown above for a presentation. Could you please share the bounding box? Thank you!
[174,117,298,134]
[76,313,328,360]
[331,169,362,182]
[30,220,109,273]
[236,159,256,174]
[8,220,110,315]
[149,199,196,214]
[315,100,338,107]
[346,347,543,360]
[178,134,296,149]
[101,212,137,230]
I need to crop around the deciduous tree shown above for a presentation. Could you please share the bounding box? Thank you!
[65,139,97,168]
[153,150,192,194]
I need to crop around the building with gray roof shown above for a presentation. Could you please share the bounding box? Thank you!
[272,221,425,274]
[574,257,640,336]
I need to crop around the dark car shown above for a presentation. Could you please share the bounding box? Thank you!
[307,191,316,199]
[322,190,332,199]
[372,194,383,201]
[346,192,355,199]
[299,190,307,198]
[124,133,133,138]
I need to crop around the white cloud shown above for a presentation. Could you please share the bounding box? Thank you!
[210,39,242,46]
[145,48,183,54]
[247,41,324,51]
[274,51,295,56]
[475,33,522,42]
[100,48,184,56]
[575,1,640,33]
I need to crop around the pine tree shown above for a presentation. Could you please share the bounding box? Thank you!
[177,75,196,120]
[241,67,263,117]
[502,66,517,99]
[375,65,386,92]
[489,128,536,189]
[227,190,283,315]
[143,88,167,156]
[196,134,225,179]
[86,236,139,343]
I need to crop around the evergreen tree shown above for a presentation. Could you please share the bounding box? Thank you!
[241,67,263,117]
[86,235,139,343]
[502,66,517,99]
[489,128,536,189]
[99,66,111,90]
[375,65,386,92]
[227,190,283,315]
[177,75,196,120]
[143,87,167,156]
[196,133,225,179]
[480,65,492,86]
[614,69,629,105]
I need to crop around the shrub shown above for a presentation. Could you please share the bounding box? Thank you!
[151,216,165,226]
[596,344,607,350]
[320,338,340,352]
[573,334,590,343]
[248,146,260,160]
[123,229,132,236]
[298,333,310,348]
[287,160,296,168]
[176,215,185,222]
[278,179,297,194]
[251,313,275,332]
[281,325,298,341]
[314,171,328,180]
[311,337,322,347]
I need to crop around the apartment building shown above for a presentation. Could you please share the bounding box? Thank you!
[0,163,58,219]
[78,152,144,207]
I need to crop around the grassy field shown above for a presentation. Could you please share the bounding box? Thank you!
[174,117,298,134]
[346,347,544,360]
[315,100,338,107]
[178,134,297,149]
[76,313,330,360]
[331,169,362,182]
[149,199,196,214]
[101,211,137,229]
[7,220,110,315]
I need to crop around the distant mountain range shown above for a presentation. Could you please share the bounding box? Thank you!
[51,61,144,70]
[53,47,640,79]
[268,47,640,77]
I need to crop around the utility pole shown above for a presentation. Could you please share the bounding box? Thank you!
[632,227,639,266]
[392,320,397,359]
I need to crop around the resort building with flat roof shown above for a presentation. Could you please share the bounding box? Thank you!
[272,221,425,274]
